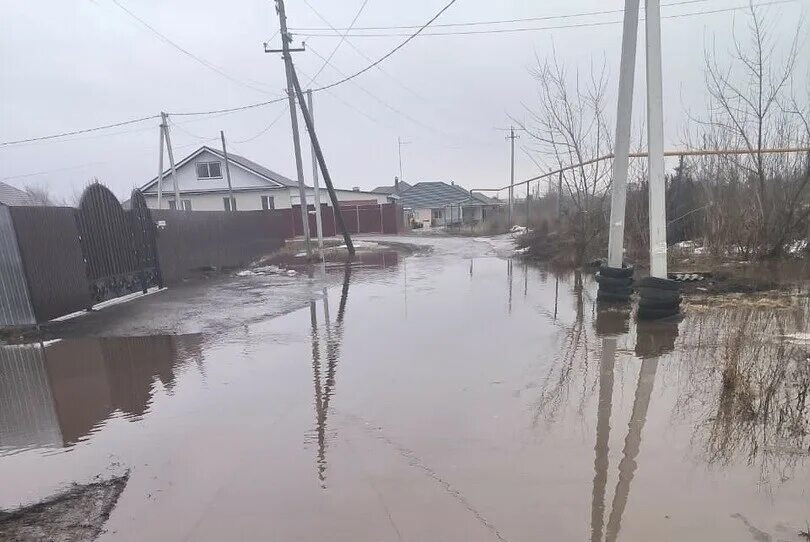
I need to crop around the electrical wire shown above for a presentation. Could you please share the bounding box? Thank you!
[167,96,288,117]
[108,0,279,95]
[293,0,711,31]
[305,0,371,87]
[297,0,800,37]
[0,115,159,147]
[310,0,459,92]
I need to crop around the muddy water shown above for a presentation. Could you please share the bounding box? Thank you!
[0,237,808,541]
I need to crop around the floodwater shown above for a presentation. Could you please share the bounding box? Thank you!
[0,236,808,541]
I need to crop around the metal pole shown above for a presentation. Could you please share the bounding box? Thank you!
[508,126,516,227]
[307,89,324,253]
[525,184,530,227]
[220,130,234,211]
[275,0,312,259]
[288,65,355,256]
[557,170,563,221]
[161,112,181,208]
[156,121,165,209]
[645,0,667,278]
[607,0,640,268]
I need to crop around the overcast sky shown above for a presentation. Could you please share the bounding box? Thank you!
[1,0,807,202]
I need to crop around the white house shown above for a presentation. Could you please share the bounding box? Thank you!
[140,146,388,211]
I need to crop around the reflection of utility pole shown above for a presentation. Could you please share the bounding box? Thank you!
[397,137,411,183]
[591,338,616,542]
[605,356,659,542]
[507,259,513,315]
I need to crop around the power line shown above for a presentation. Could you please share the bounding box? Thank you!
[301,0,428,101]
[297,0,800,37]
[167,96,288,117]
[310,0,460,92]
[108,0,279,95]
[293,0,711,31]
[304,0,371,87]
[0,115,159,147]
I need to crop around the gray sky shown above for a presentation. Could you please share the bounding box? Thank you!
[1,0,807,202]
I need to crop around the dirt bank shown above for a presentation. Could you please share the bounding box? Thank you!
[0,475,128,542]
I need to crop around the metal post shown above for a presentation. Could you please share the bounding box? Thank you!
[607,0,640,268]
[220,130,234,211]
[274,0,312,259]
[525,185,530,227]
[289,66,355,256]
[161,112,181,208]
[508,126,517,227]
[156,122,165,209]
[307,89,324,253]
[645,0,667,278]
[557,170,563,221]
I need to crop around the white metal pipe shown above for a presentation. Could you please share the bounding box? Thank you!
[156,122,165,209]
[645,0,667,278]
[607,0,640,268]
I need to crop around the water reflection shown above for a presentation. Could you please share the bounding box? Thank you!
[0,335,202,455]
[309,264,351,487]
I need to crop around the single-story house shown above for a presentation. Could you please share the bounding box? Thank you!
[398,181,503,228]
[371,178,411,197]
[0,182,37,206]
[139,146,388,211]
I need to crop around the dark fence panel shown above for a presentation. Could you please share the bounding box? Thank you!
[0,205,35,327]
[358,205,383,233]
[9,206,90,321]
[152,210,288,282]
[381,203,402,234]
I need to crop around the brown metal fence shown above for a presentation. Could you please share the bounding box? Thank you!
[151,209,287,283]
[8,205,91,322]
[0,186,291,327]
[289,203,403,237]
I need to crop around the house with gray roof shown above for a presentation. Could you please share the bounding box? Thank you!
[139,146,387,212]
[398,181,502,228]
[0,182,37,206]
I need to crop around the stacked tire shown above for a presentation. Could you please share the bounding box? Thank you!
[595,264,634,302]
[637,276,681,320]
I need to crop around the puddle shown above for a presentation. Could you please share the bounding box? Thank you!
[0,237,807,541]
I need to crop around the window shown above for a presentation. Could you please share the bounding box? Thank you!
[223,197,236,211]
[196,161,222,179]
[261,195,275,210]
[170,199,192,211]
[431,208,444,219]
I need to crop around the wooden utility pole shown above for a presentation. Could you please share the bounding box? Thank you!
[220,131,235,211]
[156,121,165,209]
[161,112,181,208]
[307,89,324,253]
[268,0,312,259]
[606,0,640,268]
[288,65,355,256]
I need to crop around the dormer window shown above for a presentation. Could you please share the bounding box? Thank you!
[196,161,222,179]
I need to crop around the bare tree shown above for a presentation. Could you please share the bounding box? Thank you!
[698,2,806,257]
[521,48,614,264]
[23,183,62,206]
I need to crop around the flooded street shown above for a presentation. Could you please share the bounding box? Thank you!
[1,236,808,541]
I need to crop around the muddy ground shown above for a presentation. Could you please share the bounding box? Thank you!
[0,234,807,542]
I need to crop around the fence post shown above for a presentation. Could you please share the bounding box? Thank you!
[379,204,384,233]
[356,206,360,234]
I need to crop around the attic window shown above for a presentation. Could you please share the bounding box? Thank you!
[196,161,222,179]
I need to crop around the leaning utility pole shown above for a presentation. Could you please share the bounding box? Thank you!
[268,0,311,259]
[307,89,324,253]
[161,112,181,207]
[289,64,355,256]
[606,0,640,269]
[220,130,235,211]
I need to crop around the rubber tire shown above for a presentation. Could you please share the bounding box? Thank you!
[638,286,681,302]
[599,264,634,279]
[595,273,632,289]
[637,276,680,291]
[637,304,680,320]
